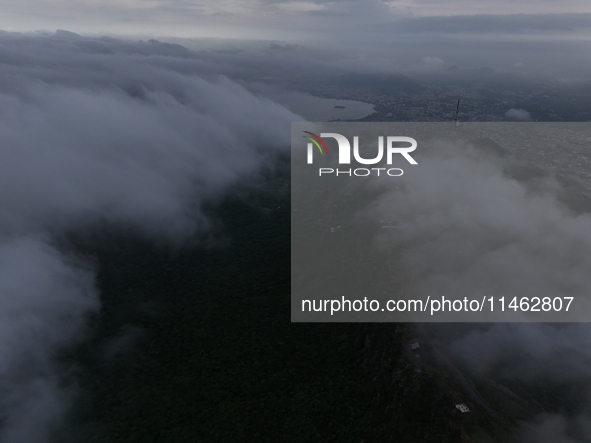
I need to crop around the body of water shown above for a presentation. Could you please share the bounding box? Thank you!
[266,91,375,121]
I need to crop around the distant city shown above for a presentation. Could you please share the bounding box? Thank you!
[266,71,591,194]
[302,83,591,123]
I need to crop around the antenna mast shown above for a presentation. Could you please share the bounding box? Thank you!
[454,99,461,127]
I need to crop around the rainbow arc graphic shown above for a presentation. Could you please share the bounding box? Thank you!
[302,131,329,155]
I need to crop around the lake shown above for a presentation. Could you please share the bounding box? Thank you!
[266,91,375,121]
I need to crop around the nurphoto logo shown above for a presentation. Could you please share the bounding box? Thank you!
[303,131,418,177]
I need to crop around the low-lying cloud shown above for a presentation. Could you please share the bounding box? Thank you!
[368,137,591,439]
[505,107,532,120]
[0,31,301,442]
[373,140,591,307]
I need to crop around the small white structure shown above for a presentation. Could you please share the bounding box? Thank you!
[410,342,420,350]
[455,404,470,413]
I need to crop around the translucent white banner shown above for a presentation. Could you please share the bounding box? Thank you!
[292,122,591,322]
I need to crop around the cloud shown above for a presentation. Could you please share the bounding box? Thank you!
[0,236,97,443]
[440,322,591,440]
[0,31,301,442]
[408,56,446,72]
[371,140,591,310]
[392,13,591,33]
[0,32,300,238]
[422,56,444,67]
[366,137,591,440]
[505,108,532,120]
[5,0,591,42]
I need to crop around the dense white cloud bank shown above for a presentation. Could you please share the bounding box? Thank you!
[0,32,300,442]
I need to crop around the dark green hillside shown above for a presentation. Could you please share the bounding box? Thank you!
[55,155,523,443]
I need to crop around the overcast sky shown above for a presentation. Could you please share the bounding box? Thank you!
[3,0,591,41]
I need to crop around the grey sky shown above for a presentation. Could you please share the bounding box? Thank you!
[2,0,591,40]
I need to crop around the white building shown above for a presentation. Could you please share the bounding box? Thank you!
[455,404,470,413]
